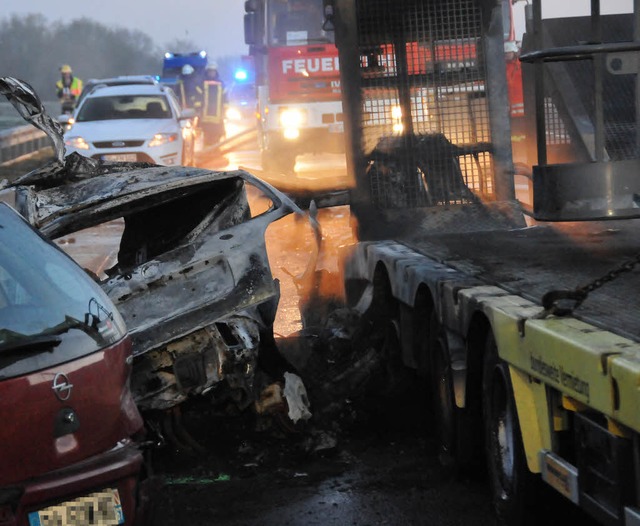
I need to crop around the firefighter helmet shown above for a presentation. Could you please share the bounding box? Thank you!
[181,64,195,76]
[60,64,72,74]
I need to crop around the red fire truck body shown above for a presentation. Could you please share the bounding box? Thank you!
[245,0,344,174]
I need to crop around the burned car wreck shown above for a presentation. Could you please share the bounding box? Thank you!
[0,77,312,433]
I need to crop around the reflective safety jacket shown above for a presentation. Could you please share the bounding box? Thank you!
[56,76,83,100]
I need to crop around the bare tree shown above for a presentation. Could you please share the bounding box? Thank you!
[0,14,162,100]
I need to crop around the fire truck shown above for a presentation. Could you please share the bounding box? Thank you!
[328,0,640,524]
[244,0,345,174]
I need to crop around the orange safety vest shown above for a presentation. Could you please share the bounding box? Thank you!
[56,76,83,98]
[202,81,223,124]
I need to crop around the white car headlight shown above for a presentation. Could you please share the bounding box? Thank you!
[65,136,90,150]
[149,133,178,147]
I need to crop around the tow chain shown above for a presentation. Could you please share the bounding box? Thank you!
[536,252,640,318]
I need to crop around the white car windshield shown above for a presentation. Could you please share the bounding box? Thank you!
[76,95,171,121]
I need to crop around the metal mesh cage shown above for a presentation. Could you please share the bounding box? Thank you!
[355,0,495,208]
[543,97,569,145]
[539,14,639,162]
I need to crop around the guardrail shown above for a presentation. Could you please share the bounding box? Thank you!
[0,125,50,165]
[0,121,256,166]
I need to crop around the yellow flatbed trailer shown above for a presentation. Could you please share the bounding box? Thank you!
[343,214,640,525]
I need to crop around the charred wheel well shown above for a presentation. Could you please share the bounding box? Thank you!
[411,284,436,377]
[345,261,394,312]
[370,261,397,319]
[465,311,491,404]
[464,311,492,454]
[344,276,368,308]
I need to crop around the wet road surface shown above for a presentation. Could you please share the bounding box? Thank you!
[5,145,589,526]
[152,408,498,526]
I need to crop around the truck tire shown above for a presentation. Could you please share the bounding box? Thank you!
[483,331,533,526]
[432,332,460,469]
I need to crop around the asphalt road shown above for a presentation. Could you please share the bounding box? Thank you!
[149,143,589,526]
[152,404,499,526]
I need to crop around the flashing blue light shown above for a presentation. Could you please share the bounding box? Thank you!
[199,50,207,58]
[234,69,249,81]
[164,52,173,59]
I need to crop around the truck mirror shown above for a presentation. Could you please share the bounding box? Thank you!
[244,13,257,46]
[323,2,335,32]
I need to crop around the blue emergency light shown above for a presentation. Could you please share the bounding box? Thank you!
[234,69,249,81]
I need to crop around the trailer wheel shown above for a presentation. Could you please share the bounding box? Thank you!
[432,333,460,468]
[483,332,532,526]
[380,319,404,393]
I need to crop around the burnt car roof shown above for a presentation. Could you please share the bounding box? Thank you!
[11,164,298,238]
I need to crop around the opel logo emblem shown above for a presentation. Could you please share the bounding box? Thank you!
[112,141,125,147]
[52,372,73,401]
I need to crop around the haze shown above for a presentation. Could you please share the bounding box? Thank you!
[512,0,633,38]
[2,0,248,59]
[0,0,633,51]
[1,0,634,59]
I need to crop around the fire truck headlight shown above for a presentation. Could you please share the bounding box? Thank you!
[283,128,301,140]
[279,109,305,128]
[226,107,242,121]
[65,136,90,150]
[280,109,305,140]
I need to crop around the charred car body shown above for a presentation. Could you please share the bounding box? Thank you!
[0,77,311,430]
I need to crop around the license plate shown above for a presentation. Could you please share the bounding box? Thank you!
[328,122,344,133]
[101,153,137,162]
[28,488,124,526]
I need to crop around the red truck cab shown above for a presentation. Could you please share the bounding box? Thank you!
[0,203,146,526]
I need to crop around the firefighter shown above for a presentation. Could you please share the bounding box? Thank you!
[178,64,204,111]
[56,64,83,114]
[200,63,226,145]
[204,63,223,88]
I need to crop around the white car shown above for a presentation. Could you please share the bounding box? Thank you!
[65,83,196,166]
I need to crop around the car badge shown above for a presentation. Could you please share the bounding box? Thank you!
[52,372,73,401]
[112,141,126,147]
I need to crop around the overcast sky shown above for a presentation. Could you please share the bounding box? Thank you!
[2,0,634,57]
[512,0,633,38]
[2,0,248,59]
